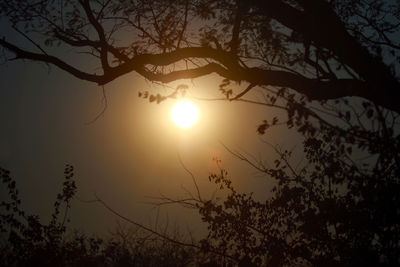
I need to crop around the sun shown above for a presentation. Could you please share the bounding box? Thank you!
[170,100,199,129]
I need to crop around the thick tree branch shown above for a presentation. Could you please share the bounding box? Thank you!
[124,48,398,112]
[2,38,398,112]
[229,0,246,54]
[250,0,400,112]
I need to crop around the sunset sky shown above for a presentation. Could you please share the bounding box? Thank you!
[0,46,301,236]
[1,1,399,265]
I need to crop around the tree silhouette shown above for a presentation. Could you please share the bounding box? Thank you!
[169,129,400,265]
[1,0,400,266]
[1,0,399,111]
[0,166,201,266]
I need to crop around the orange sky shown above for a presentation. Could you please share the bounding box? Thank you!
[0,56,303,236]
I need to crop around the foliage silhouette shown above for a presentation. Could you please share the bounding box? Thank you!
[157,107,400,266]
[0,166,199,266]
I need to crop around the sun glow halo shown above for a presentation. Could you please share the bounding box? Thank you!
[170,100,199,129]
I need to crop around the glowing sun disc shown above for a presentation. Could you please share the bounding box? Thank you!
[170,100,199,129]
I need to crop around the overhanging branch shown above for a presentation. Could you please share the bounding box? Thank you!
[1,38,399,113]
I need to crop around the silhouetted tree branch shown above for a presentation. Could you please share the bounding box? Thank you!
[1,0,399,112]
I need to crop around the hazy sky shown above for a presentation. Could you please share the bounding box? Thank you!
[0,31,301,236]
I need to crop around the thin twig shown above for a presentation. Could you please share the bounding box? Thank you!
[177,152,202,201]
[85,85,108,124]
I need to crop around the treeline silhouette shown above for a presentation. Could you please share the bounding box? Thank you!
[0,165,201,267]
